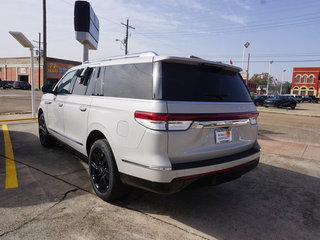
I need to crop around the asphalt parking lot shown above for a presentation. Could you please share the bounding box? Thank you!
[0,89,319,240]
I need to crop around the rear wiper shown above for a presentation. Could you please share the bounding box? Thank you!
[205,93,228,100]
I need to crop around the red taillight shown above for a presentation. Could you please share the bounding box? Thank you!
[134,111,192,131]
[134,111,259,131]
[134,111,169,121]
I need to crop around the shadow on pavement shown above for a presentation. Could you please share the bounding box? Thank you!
[118,163,320,240]
[1,128,319,239]
[0,129,90,208]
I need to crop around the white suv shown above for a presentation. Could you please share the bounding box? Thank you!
[38,52,260,201]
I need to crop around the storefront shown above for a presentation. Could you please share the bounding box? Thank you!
[291,67,320,97]
[0,57,80,89]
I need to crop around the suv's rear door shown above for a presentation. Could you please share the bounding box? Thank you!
[158,61,258,165]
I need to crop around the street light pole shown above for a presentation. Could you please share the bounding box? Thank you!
[241,42,250,70]
[266,60,273,95]
[280,69,286,94]
[246,53,250,86]
[30,48,35,118]
[9,31,36,118]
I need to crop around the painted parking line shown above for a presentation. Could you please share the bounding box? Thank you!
[2,124,18,189]
[0,117,37,123]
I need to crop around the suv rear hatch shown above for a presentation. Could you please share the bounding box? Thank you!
[155,60,258,166]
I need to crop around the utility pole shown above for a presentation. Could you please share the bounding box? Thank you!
[121,19,135,55]
[246,53,250,86]
[43,0,47,85]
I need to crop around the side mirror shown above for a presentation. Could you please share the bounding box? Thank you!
[42,84,53,94]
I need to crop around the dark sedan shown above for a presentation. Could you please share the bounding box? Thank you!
[302,95,318,103]
[254,95,271,106]
[264,95,297,109]
[13,81,31,90]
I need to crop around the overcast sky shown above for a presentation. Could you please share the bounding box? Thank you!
[1,0,320,82]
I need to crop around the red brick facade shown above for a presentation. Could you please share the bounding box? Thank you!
[291,67,320,97]
[0,57,80,89]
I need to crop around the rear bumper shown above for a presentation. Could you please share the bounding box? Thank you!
[120,158,259,194]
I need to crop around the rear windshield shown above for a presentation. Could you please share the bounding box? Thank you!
[159,62,252,102]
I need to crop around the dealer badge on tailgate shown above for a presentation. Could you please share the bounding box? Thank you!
[215,128,232,144]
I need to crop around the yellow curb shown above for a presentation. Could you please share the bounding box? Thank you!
[0,117,38,123]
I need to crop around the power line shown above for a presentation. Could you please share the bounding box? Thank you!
[137,16,320,37]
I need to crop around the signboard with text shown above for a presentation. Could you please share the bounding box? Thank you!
[46,62,75,79]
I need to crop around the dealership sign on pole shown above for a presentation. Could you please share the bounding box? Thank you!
[74,1,99,62]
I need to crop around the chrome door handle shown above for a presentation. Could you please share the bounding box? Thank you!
[58,103,63,107]
[79,106,87,112]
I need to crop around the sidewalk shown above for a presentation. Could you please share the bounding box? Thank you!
[0,113,36,122]
[258,137,320,161]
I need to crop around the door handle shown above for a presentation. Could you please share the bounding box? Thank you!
[44,101,52,105]
[58,103,63,107]
[79,106,87,112]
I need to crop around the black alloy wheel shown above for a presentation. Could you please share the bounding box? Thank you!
[89,139,127,201]
[38,113,53,147]
[291,104,296,109]
[90,147,110,194]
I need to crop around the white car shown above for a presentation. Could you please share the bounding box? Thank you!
[38,52,260,202]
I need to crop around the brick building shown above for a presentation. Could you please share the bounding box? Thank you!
[0,57,81,89]
[291,67,320,97]
[241,72,258,94]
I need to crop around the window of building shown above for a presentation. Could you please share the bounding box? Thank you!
[303,75,307,83]
[309,75,314,83]
[296,75,301,83]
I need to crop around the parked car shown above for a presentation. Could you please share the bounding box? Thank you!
[264,95,297,109]
[2,80,14,89]
[253,95,271,106]
[293,95,303,103]
[13,81,31,90]
[38,52,260,202]
[302,95,318,103]
[0,79,5,89]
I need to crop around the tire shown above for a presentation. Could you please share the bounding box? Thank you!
[89,139,127,202]
[254,101,259,106]
[38,113,54,147]
[290,104,296,109]
[277,103,283,108]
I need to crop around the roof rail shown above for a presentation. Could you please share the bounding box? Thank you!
[83,51,158,64]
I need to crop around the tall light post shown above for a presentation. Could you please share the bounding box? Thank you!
[9,31,36,118]
[280,69,286,94]
[266,60,274,95]
[241,42,250,70]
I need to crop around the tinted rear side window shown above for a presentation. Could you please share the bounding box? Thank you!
[159,62,252,102]
[103,63,153,99]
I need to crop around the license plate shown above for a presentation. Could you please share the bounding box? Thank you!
[215,128,232,144]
